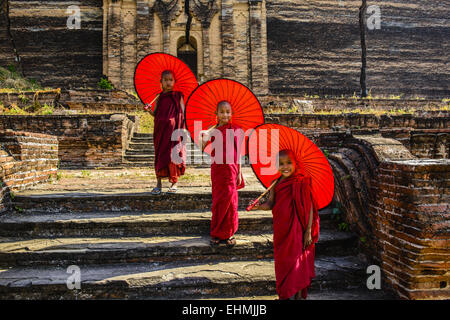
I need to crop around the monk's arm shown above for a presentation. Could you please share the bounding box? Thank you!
[180,96,185,115]
[200,125,216,152]
[303,196,314,248]
[306,205,313,232]
[253,186,275,210]
[149,95,160,117]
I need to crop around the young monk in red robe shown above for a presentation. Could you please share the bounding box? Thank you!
[147,70,186,194]
[200,101,245,247]
[250,149,320,299]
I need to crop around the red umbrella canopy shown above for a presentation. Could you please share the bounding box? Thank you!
[134,53,198,111]
[185,78,264,155]
[247,123,334,209]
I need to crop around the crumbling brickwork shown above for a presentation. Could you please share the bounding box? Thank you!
[0,114,138,168]
[0,130,58,213]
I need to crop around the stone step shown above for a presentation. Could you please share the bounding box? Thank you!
[0,209,336,238]
[120,161,210,168]
[0,229,356,267]
[124,155,155,161]
[125,150,155,156]
[127,142,154,148]
[202,288,396,300]
[124,151,207,158]
[11,190,287,213]
[133,133,153,138]
[0,256,379,299]
[131,137,153,143]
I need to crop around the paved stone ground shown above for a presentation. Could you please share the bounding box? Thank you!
[23,167,265,195]
[0,166,398,300]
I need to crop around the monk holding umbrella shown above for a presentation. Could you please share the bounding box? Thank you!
[134,53,198,194]
[185,79,264,247]
[247,123,334,300]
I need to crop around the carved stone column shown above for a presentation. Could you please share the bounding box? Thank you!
[249,0,268,95]
[121,0,137,90]
[192,0,219,81]
[154,0,180,54]
[220,0,235,79]
[136,0,153,63]
[106,0,123,88]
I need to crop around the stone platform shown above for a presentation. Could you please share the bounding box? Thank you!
[0,167,397,300]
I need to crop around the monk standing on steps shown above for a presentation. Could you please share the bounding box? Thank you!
[147,70,186,195]
[199,101,245,248]
[249,149,320,300]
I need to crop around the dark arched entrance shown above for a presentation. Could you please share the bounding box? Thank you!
[177,36,198,78]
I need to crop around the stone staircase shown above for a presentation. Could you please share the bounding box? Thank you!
[0,189,396,299]
[123,132,210,168]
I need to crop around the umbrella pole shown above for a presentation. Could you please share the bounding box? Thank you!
[246,179,279,211]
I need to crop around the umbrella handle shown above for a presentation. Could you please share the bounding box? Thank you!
[246,198,261,211]
[246,179,278,211]
[143,95,159,111]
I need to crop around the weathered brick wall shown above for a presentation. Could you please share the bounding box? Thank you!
[0,0,16,68]
[266,0,450,97]
[0,130,58,213]
[260,96,449,113]
[370,159,449,299]
[319,132,449,299]
[264,113,449,131]
[382,129,449,159]
[0,0,103,88]
[0,114,138,168]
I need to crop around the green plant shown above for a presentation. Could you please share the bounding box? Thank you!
[323,149,329,158]
[81,170,91,178]
[341,174,351,181]
[9,191,15,200]
[338,222,350,232]
[14,205,24,213]
[360,236,367,244]
[7,64,16,73]
[56,172,62,180]
[98,77,114,90]
[332,202,343,221]
[39,103,54,115]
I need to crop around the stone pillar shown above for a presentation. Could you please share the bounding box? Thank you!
[249,0,268,95]
[106,0,123,88]
[136,0,152,63]
[121,0,137,89]
[221,0,235,79]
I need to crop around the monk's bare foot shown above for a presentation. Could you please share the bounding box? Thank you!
[168,182,178,193]
[294,290,306,300]
[225,237,236,248]
[210,237,220,246]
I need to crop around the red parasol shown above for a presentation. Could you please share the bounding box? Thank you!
[184,78,264,155]
[134,52,198,111]
[246,123,334,209]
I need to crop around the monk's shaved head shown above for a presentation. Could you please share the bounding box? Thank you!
[161,70,174,79]
[277,149,296,160]
[217,100,231,111]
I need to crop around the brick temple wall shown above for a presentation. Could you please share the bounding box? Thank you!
[0,0,103,88]
[0,114,138,168]
[318,132,449,299]
[266,0,450,97]
[0,130,58,213]
[370,159,449,299]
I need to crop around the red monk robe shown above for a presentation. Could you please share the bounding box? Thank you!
[272,172,320,299]
[210,123,245,240]
[153,90,186,183]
